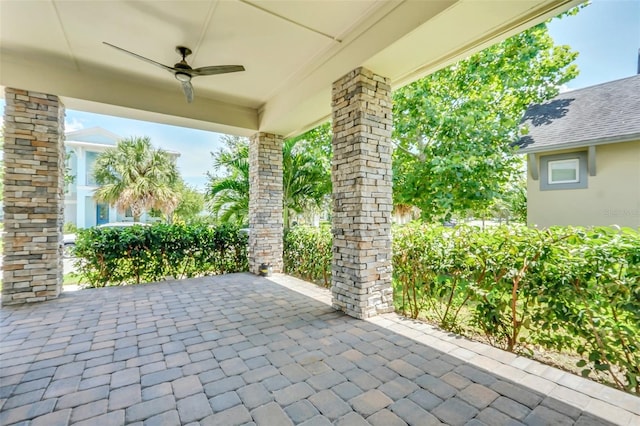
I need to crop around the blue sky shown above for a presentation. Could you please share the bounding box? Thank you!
[546,0,639,89]
[2,0,638,190]
[62,111,221,191]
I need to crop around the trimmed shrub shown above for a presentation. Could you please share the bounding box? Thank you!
[284,225,332,287]
[73,223,248,287]
[392,223,640,393]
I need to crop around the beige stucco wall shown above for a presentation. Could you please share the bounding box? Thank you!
[527,141,640,229]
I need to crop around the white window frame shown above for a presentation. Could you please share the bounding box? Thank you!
[547,158,580,184]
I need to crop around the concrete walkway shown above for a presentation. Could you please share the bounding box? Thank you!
[0,274,637,425]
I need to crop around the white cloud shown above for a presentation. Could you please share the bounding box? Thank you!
[65,117,85,132]
[558,84,574,94]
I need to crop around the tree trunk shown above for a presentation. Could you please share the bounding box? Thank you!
[283,207,289,229]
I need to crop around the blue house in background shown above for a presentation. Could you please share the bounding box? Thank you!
[64,127,180,228]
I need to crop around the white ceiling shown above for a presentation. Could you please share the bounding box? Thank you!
[0,0,579,137]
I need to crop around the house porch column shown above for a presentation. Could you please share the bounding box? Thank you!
[248,132,283,274]
[331,67,393,319]
[2,88,65,305]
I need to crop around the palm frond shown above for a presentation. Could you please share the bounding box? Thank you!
[92,136,182,220]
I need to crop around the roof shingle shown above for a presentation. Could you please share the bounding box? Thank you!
[516,74,640,153]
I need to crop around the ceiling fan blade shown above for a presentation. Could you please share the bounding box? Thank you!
[191,65,245,76]
[103,42,174,73]
[181,81,194,103]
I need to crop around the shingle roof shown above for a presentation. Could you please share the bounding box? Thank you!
[515,74,640,153]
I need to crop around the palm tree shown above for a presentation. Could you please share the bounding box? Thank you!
[206,140,250,225]
[206,129,331,227]
[93,136,181,222]
[282,137,330,228]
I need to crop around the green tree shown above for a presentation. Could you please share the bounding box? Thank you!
[493,175,527,224]
[283,123,332,228]
[392,17,579,221]
[93,136,181,222]
[206,135,250,225]
[206,127,332,227]
[173,182,205,223]
[0,135,4,202]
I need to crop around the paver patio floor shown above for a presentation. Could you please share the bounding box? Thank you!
[1,273,638,425]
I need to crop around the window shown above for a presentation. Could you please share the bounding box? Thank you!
[85,151,99,186]
[540,151,588,191]
[548,159,579,184]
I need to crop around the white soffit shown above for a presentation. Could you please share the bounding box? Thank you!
[0,0,580,137]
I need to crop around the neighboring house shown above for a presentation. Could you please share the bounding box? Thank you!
[516,75,640,229]
[64,127,180,228]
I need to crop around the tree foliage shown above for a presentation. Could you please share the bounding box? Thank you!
[282,122,332,227]
[206,135,250,225]
[206,127,332,227]
[93,136,181,222]
[173,182,205,223]
[0,135,3,202]
[392,20,579,220]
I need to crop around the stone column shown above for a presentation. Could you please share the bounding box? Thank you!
[2,88,65,305]
[331,67,393,319]
[249,132,283,274]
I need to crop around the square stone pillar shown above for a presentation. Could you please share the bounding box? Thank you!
[331,67,393,319]
[249,132,283,274]
[2,88,65,305]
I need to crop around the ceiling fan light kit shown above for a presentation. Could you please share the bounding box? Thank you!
[103,42,245,103]
[175,73,191,83]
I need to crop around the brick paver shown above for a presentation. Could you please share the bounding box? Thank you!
[0,273,636,425]
[209,390,241,412]
[431,397,479,425]
[284,399,320,423]
[177,392,213,422]
[389,398,440,425]
[251,401,293,426]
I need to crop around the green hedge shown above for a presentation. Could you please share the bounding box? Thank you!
[284,225,332,287]
[393,223,640,393]
[283,223,640,393]
[73,223,248,287]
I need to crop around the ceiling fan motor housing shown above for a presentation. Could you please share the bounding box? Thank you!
[176,46,192,58]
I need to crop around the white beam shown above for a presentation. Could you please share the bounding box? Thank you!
[0,53,258,136]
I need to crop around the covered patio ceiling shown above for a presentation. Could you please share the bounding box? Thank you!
[1,0,579,138]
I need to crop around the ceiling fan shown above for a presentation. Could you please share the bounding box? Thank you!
[103,42,245,103]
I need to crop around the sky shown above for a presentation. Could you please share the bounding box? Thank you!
[546,0,639,89]
[1,0,638,191]
[62,111,221,191]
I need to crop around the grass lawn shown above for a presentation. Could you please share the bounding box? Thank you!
[63,273,85,286]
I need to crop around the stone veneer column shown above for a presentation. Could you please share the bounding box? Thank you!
[2,88,65,305]
[331,67,393,319]
[248,132,283,274]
